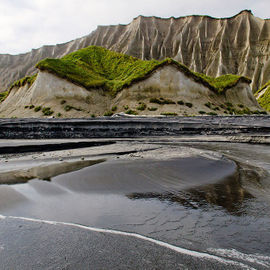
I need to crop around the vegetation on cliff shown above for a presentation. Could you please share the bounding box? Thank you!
[0,91,8,103]
[10,74,37,90]
[35,46,250,95]
[256,82,270,111]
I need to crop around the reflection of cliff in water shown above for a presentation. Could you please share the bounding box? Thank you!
[127,172,254,215]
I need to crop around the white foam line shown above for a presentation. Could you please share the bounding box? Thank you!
[208,248,270,268]
[0,215,255,269]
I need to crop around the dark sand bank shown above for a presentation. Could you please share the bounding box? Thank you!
[0,115,269,139]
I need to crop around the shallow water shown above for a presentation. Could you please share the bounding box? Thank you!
[0,141,270,268]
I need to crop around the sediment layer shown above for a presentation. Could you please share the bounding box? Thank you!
[0,116,269,139]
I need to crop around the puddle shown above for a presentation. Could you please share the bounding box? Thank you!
[0,159,105,184]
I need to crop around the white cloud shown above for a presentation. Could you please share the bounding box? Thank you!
[0,0,269,54]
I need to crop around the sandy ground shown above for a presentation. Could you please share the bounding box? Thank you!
[0,138,269,269]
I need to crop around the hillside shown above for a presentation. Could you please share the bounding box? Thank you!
[0,46,263,118]
[1,10,270,92]
[256,81,270,111]
[34,46,251,95]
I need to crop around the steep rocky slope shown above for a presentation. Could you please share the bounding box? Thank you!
[0,47,262,118]
[1,10,270,92]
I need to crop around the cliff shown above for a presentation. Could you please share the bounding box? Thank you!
[0,47,262,118]
[1,10,270,92]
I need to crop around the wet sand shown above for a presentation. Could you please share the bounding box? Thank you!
[0,139,269,269]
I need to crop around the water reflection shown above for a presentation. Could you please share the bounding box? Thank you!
[0,159,105,184]
[127,173,254,215]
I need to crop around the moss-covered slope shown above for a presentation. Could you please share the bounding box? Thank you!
[35,46,250,95]
[10,74,37,90]
[256,82,270,111]
[0,91,8,103]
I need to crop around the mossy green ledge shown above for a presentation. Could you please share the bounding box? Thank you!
[34,46,251,96]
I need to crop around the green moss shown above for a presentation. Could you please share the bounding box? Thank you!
[0,91,8,103]
[136,103,146,111]
[34,106,41,112]
[150,98,175,105]
[111,105,117,112]
[125,109,138,115]
[199,111,206,114]
[35,46,249,96]
[10,74,37,90]
[256,82,270,111]
[194,73,250,94]
[64,105,82,112]
[42,107,54,116]
[104,111,113,116]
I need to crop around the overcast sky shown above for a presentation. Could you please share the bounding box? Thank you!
[0,0,269,55]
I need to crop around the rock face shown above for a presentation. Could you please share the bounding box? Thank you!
[0,66,261,118]
[1,10,270,92]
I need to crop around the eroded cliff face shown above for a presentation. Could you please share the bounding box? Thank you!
[0,66,261,118]
[0,10,270,92]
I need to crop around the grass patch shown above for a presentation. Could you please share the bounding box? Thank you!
[111,105,117,112]
[42,107,54,116]
[207,112,218,116]
[125,109,138,115]
[34,106,41,112]
[64,105,82,112]
[60,100,66,105]
[185,102,193,108]
[177,100,184,105]
[199,111,206,114]
[104,111,113,116]
[148,107,158,111]
[150,98,175,105]
[10,74,37,90]
[56,112,62,117]
[136,103,146,111]
[0,91,8,103]
[29,105,35,109]
[35,46,249,96]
